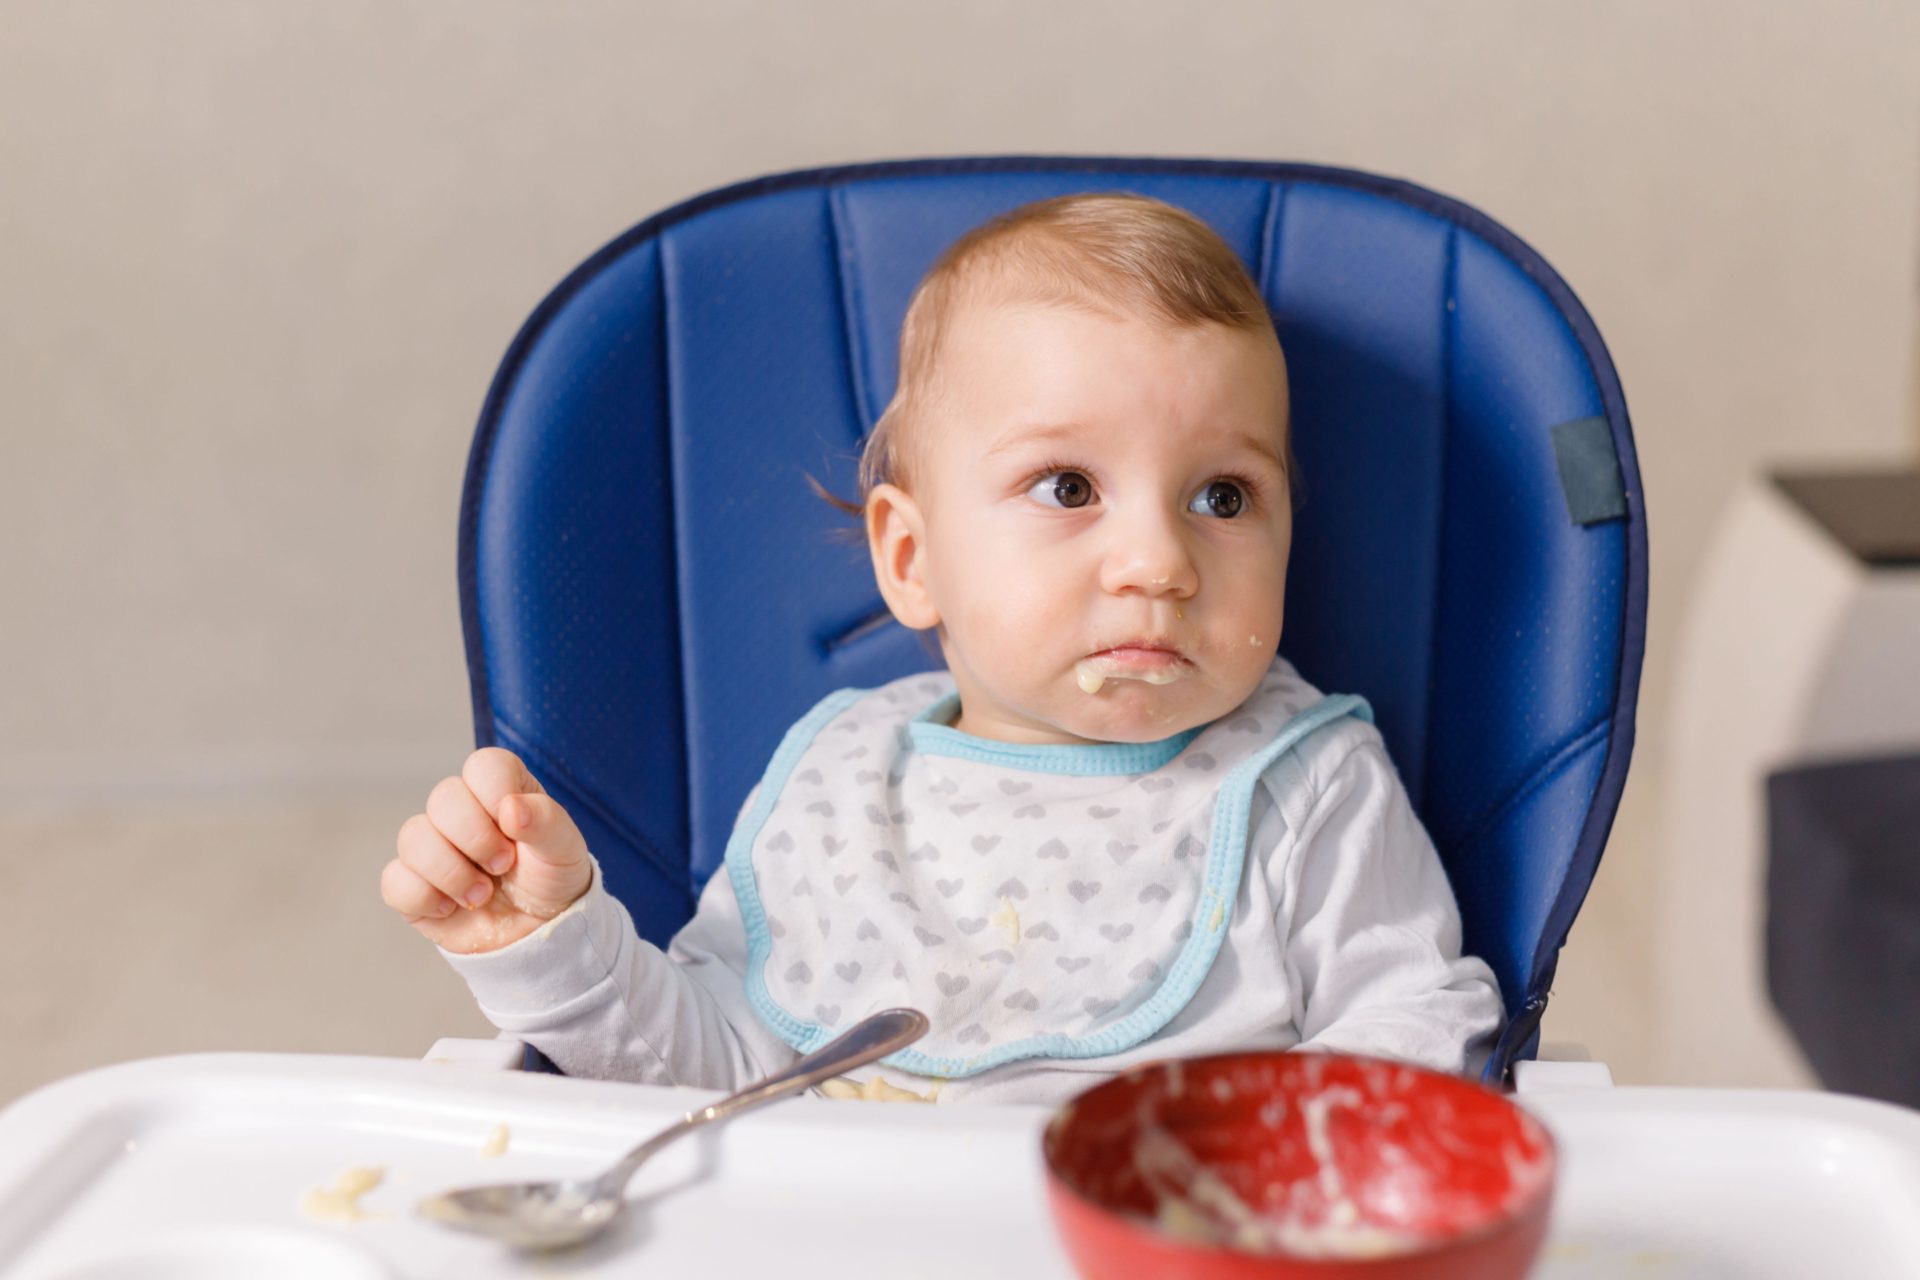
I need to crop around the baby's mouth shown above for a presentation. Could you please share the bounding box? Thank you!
[1074,645,1192,695]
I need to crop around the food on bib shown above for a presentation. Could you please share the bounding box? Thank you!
[991,895,1022,945]
[480,1123,510,1158]
[298,1165,387,1224]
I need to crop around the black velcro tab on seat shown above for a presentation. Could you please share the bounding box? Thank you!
[1550,416,1628,525]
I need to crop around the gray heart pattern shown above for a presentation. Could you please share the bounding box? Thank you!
[749,660,1306,1061]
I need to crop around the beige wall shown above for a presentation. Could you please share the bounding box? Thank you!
[3,0,1917,1103]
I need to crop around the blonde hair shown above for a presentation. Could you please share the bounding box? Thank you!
[815,192,1288,515]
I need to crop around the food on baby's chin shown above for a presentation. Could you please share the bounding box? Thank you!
[480,1123,510,1158]
[299,1165,387,1224]
[818,1074,944,1103]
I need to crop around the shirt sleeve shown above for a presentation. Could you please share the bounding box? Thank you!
[1267,731,1506,1077]
[439,787,800,1090]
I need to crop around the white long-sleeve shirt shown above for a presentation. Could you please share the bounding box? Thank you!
[442,687,1504,1106]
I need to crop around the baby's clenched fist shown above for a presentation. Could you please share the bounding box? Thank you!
[381,747,593,954]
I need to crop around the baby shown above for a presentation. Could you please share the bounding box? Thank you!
[381,193,1504,1105]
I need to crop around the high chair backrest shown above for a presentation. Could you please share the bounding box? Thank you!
[459,157,1646,1079]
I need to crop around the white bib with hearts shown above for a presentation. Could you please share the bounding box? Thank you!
[723,660,1369,1077]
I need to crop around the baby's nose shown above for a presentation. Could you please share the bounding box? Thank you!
[1098,511,1198,597]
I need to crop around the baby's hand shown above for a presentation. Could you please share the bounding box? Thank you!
[382,748,593,954]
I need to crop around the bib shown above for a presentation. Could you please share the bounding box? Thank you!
[724,661,1369,1077]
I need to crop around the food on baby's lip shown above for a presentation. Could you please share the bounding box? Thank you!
[1044,1051,1556,1276]
[1074,651,1190,695]
[818,1073,944,1103]
[299,1165,387,1224]
[480,1123,510,1158]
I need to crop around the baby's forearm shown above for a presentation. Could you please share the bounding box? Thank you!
[441,865,798,1089]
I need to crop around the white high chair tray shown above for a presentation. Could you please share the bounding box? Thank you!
[3,1054,1919,1278]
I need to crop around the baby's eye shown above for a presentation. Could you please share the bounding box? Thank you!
[1189,480,1246,519]
[1028,470,1094,509]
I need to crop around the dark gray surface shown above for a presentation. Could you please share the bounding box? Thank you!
[1766,752,1920,1105]
[1772,470,1920,567]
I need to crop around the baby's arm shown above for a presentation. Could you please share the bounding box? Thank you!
[1270,732,1506,1076]
[435,787,800,1090]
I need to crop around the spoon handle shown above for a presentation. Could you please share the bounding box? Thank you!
[596,1007,930,1194]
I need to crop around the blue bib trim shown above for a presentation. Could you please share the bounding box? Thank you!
[907,692,1204,776]
[725,685,1373,1077]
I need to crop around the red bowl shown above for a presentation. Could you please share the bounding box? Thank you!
[1041,1052,1556,1279]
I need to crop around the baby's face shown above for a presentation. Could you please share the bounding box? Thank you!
[873,300,1292,746]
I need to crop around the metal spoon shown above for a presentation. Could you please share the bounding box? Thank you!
[416,1007,930,1250]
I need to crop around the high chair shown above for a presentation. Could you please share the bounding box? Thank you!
[453,156,1646,1083]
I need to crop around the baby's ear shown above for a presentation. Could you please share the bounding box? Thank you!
[865,483,940,630]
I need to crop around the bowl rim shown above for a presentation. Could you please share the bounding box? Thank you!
[1038,1049,1560,1265]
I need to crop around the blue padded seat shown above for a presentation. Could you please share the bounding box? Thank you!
[460,157,1647,1080]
